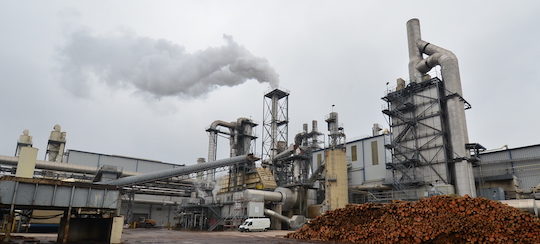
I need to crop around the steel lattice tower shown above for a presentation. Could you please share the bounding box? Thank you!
[261,89,289,165]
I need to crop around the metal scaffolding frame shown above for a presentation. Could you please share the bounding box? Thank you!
[383,77,465,196]
[261,89,289,169]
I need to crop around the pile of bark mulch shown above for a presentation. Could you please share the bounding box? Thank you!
[286,195,540,243]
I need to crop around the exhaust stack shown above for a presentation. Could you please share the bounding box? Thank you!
[406,18,476,197]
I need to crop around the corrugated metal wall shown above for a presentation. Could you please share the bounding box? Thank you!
[66,150,182,174]
[478,145,540,191]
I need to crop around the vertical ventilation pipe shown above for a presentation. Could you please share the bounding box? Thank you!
[207,120,237,181]
[406,19,424,83]
[270,94,279,160]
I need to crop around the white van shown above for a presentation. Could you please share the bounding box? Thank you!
[238,218,270,232]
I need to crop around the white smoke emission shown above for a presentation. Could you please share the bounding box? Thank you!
[57,30,279,98]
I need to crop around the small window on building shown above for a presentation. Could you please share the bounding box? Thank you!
[317,153,322,168]
[351,145,358,162]
[371,141,379,165]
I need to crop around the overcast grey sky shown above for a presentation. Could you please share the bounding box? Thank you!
[1,1,539,165]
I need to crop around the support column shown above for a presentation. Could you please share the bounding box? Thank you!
[2,213,15,242]
[57,210,72,243]
[3,181,19,242]
[58,186,75,243]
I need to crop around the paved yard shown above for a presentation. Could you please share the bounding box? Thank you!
[4,229,320,244]
[122,229,318,244]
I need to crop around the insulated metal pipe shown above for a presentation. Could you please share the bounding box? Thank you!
[406,18,424,83]
[207,120,237,162]
[244,189,283,202]
[235,117,255,156]
[416,40,465,98]
[311,120,320,148]
[101,154,258,186]
[270,95,279,159]
[294,132,307,147]
[207,120,238,181]
[207,133,218,162]
[500,199,539,216]
[407,19,476,197]
[243,187,297,211]
[418,40,474,197]
[273,148,294,162]
[0,155,140,176]
[264,208,291,223]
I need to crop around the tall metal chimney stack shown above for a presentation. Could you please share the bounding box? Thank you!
[406,18,476,197]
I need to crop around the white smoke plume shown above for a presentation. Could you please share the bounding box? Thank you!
[57,30,279,98]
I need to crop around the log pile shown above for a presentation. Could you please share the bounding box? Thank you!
[286,195,540,243]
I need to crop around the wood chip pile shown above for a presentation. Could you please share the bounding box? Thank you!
[286,195,540,243]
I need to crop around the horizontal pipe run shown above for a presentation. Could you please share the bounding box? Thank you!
[500,199,539,216]
[123,198,178,205]
[0,155,140,176]
[244,189,283,202]
[273,148,294,162]
[101,154,258,186]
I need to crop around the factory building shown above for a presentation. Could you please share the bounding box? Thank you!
[64,150,188,227]
[311,133,391,203]
[58,135,540,208]
[312,133,540,204]
[1,18,539,243]
[476,144,540,200]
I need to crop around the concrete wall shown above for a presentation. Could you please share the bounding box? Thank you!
[324,149,348,210]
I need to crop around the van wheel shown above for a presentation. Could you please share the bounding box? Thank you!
[263,228,268,232]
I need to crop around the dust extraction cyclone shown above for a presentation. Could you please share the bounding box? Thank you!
[58,31,279,97]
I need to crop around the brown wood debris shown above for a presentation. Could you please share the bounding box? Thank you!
[286,195,540,243]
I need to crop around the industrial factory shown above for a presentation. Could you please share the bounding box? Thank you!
[1,18,539,243]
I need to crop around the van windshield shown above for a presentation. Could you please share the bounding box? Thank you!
[242,221,251,226]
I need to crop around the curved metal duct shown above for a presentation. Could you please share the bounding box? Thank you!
[207,120,237,162]
[263,208,290,223]
[263,209,306,229]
